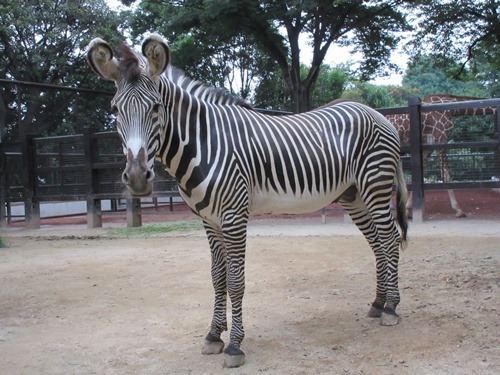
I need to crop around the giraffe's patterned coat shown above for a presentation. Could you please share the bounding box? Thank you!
[387,94,496,218]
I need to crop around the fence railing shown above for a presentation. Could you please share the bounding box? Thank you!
[1,97,499,227]
[378,97,500,220]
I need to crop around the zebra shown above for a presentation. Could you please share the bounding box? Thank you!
[87,34,408,368]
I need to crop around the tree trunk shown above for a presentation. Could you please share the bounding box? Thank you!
[0,92,6,142]
[289,63,321,114]
[291,83,312,114]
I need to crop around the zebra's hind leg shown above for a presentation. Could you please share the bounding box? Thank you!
[339,196,389,322]
[361,187,403,326]
[202,222,228,355]
[339,192,401,326]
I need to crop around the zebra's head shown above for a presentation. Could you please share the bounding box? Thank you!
[86,34,170,196]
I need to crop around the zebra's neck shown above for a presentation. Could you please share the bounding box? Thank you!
[157,76,244,189]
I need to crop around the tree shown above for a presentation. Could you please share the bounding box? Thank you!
[402,55,489,98]
[127,0,412,113]
[409,0,500,76]
[168,34,267,100]
[0,0,124,141]
[252,60,292,111]
[341,82,402,108]
[252,63,351,111]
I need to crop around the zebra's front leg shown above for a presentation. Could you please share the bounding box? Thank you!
[220,212,249,368]
[202,223,228,355]
[223,256,246,368]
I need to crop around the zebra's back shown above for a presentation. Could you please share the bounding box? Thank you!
[213,101,401,216]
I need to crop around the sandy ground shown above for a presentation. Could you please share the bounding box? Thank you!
[0,218,499,375]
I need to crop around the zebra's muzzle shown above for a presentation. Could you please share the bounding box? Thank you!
[122,148,155,196]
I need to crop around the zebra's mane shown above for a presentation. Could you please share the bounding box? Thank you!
[119,43,142,83]
[164,65,253,109]
[118,43,252,109]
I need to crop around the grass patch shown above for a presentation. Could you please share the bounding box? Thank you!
[0,237,6,248]
[106,220,203,236]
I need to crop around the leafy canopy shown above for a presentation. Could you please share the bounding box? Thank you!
[409,0,500,76]
[0,0,124,140]
[126,0,412,112]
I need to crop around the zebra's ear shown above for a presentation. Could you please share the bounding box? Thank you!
[87,38,120,81]
[142,34,170,78]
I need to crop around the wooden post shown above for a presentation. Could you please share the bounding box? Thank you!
[408,96,425,222]
[495,104,500,180]
[84,129,102,228]
[127,197,141,227]
[0,150,6,228]
[22,134,40,229]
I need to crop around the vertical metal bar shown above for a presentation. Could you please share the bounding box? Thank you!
[408,96,425,223]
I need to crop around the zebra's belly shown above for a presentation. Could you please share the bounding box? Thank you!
[249,190,341,215]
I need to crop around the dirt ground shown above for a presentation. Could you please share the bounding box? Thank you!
[0,216,498,375]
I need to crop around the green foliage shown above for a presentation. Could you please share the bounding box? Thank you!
[309,65,351,109]
[0,0,124,141]
[253,63,352,110]
[0,236,5,248]
[106,221,203,236]
[409,0,500,77]
[252,66,292,111]
[402,55,489,98]
[341,82,402,108]
[452,116,497,143]
[127,0,412,112]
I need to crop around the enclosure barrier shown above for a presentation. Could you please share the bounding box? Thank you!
[377,96,500,222]
[0,129,179,229]
[1,97,499,228]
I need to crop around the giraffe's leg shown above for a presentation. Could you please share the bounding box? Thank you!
[202,221,227,355]
[439,150,466,217]
[221,211,249,368]
[447,190,466,218]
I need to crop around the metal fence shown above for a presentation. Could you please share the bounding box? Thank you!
[1,96,499,227]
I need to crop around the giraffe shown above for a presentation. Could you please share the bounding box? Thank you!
[386,94,496,218]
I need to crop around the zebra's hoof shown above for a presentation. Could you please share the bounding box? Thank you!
[367,305,383,318]
[223,344,245,368]
[380,308,400,326]
[202,334,224,355]
[455,210,467,218]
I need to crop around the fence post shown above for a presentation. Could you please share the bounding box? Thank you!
[127,197,141,227]
[0,150,6,228]
[495,103,500,180]
[84,128,102,228]
[408,96,425,222]
[22,134,40,229]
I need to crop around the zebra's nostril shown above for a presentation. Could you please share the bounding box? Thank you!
[145,169,154,181]
[122,171,130,184]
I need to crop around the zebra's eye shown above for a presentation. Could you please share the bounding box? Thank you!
[111,105,119,115]
[152,103,161,112]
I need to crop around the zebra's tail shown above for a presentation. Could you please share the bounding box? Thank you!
[395,161,409,250]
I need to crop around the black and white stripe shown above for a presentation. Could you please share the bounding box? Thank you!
[87,35,408,368]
